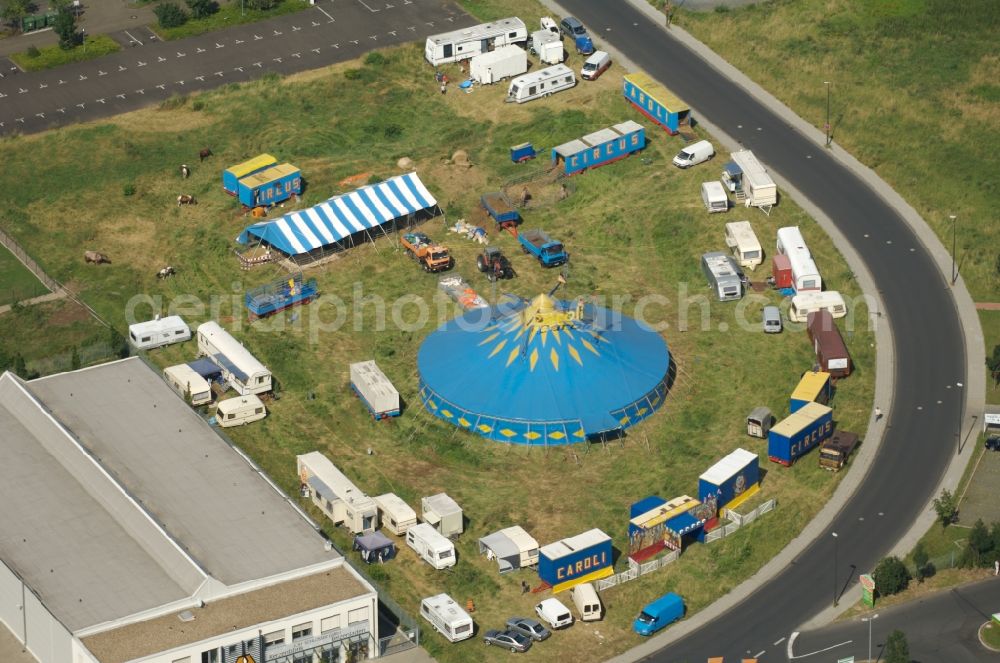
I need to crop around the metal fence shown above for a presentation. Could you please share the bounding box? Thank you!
[706,499,777,544]
[0,226,59,293]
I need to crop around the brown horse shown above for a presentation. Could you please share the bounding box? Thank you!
[84,251,110,264]
[199,148,213,162]
[177,194,197,206]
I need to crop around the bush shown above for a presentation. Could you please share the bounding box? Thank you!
[364,51,387,66]
[185,0,218,19]
[154,2,188,28]
[247,0,277,10]
[884,629,910,663]
[123,183,136,196]
[343,68,364,81]
[933,488,959,526]
[873,555,910,596]
[26,45,40,58]
[913,541,929,582]
[191,100,204,111]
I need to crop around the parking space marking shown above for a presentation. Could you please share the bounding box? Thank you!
[195,75,205,81]
[38,83,47,89]
[177,52,186,57]
[136,89,145,94]
[357,0,379,12]
[98,70,107,76]
[124,30,143,46]
[137,61,146,67]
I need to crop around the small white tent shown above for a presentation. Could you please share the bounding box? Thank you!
[478,525,539,573]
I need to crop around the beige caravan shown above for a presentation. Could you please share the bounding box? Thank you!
[216,394,266,427]
[788,291,847,323]
[163,364,212,406]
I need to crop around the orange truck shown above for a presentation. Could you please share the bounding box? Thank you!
[400,232,453,272]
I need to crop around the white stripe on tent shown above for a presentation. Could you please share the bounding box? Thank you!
[347,191,382,228]
[305,207,337,245]
[406,174,437,207]
[288,212,324,251]
[275,217,309,255]
[316,202,352,239]
[359,186,394,223]
[378,185,410,218]
[334,197,368,233]
[394,176,424,211]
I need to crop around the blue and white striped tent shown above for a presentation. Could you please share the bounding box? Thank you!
[237,173,439,258]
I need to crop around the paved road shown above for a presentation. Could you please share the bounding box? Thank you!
[792,578,1000,663]
[552,1,968,662]
[0,0,473,135]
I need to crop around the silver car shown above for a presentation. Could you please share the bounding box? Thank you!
[483,629,532,652]
[506,616,551,642]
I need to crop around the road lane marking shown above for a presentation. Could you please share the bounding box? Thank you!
[388,30,396,36]
[136,89,144,94]
[16,117,24,123]
[350,39,359,44]
[158,56,166,62]
[177,51,186,57]
[357,0,379,12]
[19,87,28,93]
[369,34,377,40]
[234,66,244,72]
[76,103,84,108]
[273,29,283,35]
[332,43,340,47]
[35,112,44,119]
[116,93,125,99]
[774,637,786,646]
[787,632,798,659]
[137,61,146,67]
[118,65,126,71]
[273,57,283,62]
[789,639,852,659]
[254,34,262,40]
[124,30,143,46]
[195,75,205,81]
[58,79,66,84]
[235,39,244,44]
[312,20,320,26]
[312,48,320,53]
[177,80,186,85]
[292,25,301,31]
[156,83,165,89]
[96,98,105,104]
[753,651,765,659]
[215,42,224,48]
[291,52,301,57]
[214,71,224,76]
[79,74,88,79]
[253,61,263,67]
[57,107,65,113]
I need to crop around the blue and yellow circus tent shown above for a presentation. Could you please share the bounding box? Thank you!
[418,293,671,445]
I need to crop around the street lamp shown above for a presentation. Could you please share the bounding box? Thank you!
[949,214,957,285]
[824,81,831,147]
[862,613,879,662]
[957,381,964,455]
[832,531,839,606]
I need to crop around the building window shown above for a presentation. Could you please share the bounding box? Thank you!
[200,650,219,663]
[264,630,285,646]
[320,614,341,633]
[292,623,313,640]
[347,607,368,625]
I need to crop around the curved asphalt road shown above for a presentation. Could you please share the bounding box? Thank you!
[553,1,968,661]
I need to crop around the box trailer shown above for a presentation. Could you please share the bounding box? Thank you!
[772,254,793,290]
[776,226,821,291]
[727,150,778,209]
[747,406,773,438]
[406,523,456,569]
[701,251,744,301]
[698,448,760,516]
[349,360,400,419]
[469,45,528,85]
[128,315,191,351]
[507,64,576,103]
[701,181,729,213]
[216,394,267,427]
[789,291,847,323]
[551,120,645,175]
[297,451,378,534]
[237,163,301,208]
[623,71,690,135]
[529,29,564,65]
[790,370,832,413]
[163,364,213,406]
[807,310,853,378]
[223,153,277,195]
[424,17,527,66]
[422,493,463,537]
[373,493,417,535]
[724,221,762,270]
[420,594,473,642]
[538,528,613,593]
[768,401,834,466]
[196,321,272,396]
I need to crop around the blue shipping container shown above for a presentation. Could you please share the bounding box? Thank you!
[768,402,833,466]
[237,163,302,208]
[538,528,613,593]
[698,448,760,514]
[551,120,645,175]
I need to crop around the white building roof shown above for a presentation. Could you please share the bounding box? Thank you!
[699,448,759,485]
[0,358,338,632]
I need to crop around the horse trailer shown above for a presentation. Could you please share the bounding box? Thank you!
[424,17,527,66]
[506,64,576,103]
[128,315,191,351]
[701,252,744,301]
[196,321,272,396]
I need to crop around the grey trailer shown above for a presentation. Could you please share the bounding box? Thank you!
[700,251,744,301]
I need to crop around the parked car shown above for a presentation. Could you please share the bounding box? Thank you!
[535,598,574,629]
[483,629,532,652]
[580,51,611,81]
[986,436,1000,451]
[633,593,684,636]
[506,616,551,642]
[763,306,782,333]
[559,16,594,54]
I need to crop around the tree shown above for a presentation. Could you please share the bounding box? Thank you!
[154,2,187,28]
[991,521,1000,558]
[69,346,81,370]
[184,0,218,19]
[52,5,77,50]
[933,488,959,527]
[1,0,32,30]
[965,518,993,567]
[873,555,910,596]
[13,353,28,378]
[987,344,1000,388]
[884,629,910,663]
[913,541,930,582]
[246,0,277,11]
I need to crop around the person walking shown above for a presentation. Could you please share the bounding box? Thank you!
[994,559,998,576]
[875,407,883,421]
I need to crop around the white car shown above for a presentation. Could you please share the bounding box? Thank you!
[535,598,573,629]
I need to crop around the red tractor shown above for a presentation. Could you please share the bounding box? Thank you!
[477,247,516,281]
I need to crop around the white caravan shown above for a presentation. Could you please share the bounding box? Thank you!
[424,17,527,66]
[216,394,267,427]
[373,493,418,535]
[128,315,191,351]
[196,321,272,395]
[469,45,528,85]
[729,149,778,208]
[724,221,763,271]
[776,226,822,291]
[406,523,456,569]
[420,594,474,642]
[788,291,847,323]
[163,364,213,406]
[701,181,729,213]
[529,29,564,65]
[506,64,576,103]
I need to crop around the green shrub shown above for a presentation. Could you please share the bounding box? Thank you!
[885,629,910,663]
[933,488,958,526]
[873,555,910,596]
[26,45,40,58]
[154,2,188,28]
[185,0,218,19]
[191,100,205,111]
[122,183,136,197]
[364,51,387,66]
[343,68,364,81]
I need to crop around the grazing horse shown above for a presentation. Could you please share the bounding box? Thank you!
[177,194,197,206]
[199,148,213,162]
[156,265,176,279]
[84,251,110,264]
[180,164,190,179]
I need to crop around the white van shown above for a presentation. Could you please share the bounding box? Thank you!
[701,181,728,213]
[581,50,611,80]
[420,594,474,643]
[535,598,573,629]
[216,395,266,427]
[128,315,191,351]
[570,582,603,621]
[406,523,456,569]
[788,291,847,323]
[163,364,213,406]
[672,140,714,168]
[506,64,576,103]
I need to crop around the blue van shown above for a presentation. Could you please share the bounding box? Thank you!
[632,593,685,636]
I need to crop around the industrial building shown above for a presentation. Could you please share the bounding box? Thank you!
[0,358,379,663]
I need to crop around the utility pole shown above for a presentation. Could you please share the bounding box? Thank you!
[824,81,831,147]
[832,531,839,606]
[862,613,879,663]
[950,214,957,285]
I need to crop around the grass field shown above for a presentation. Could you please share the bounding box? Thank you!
[0,16,876,663]
[10,35,120,71]
[0,245,46,306]
[674,0,1000,303]
[155,0,311,40]
[979,310,1000,405]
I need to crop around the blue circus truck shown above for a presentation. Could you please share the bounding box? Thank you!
[768,401,834,466]
[245,274,318,321]
[538,529,613,593]
[519,229,568,267]
[237,163,302,209]
[551,120,646,176]
[623,72,691,135]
